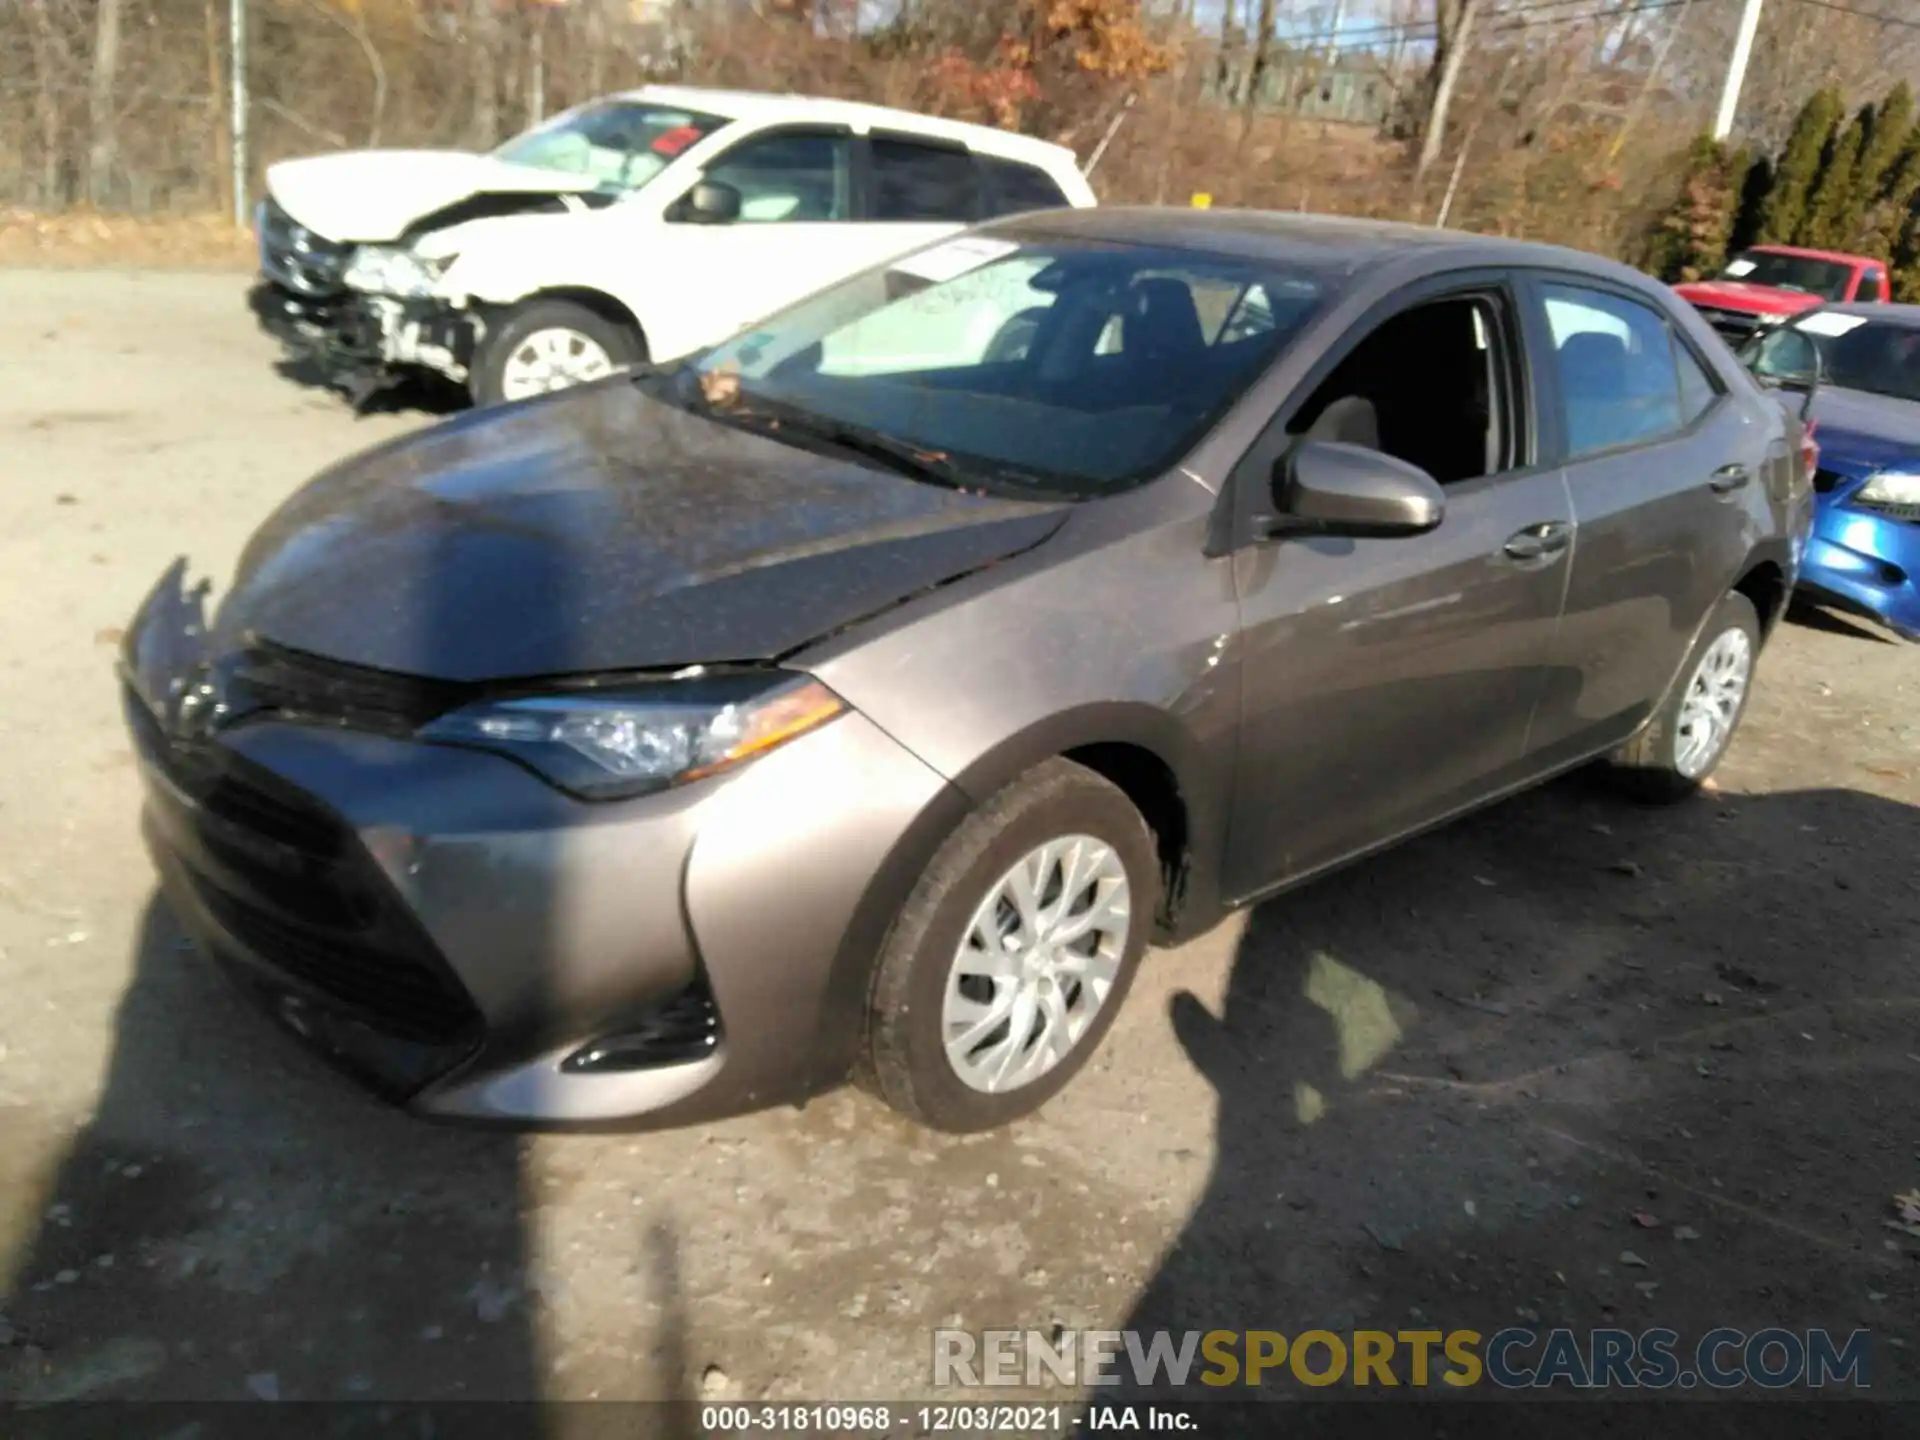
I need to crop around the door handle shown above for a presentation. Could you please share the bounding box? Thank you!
[1502,521,1573,562]
[1708,464,1753,493]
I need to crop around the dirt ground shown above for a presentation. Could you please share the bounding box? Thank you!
[0,269,1916,1421]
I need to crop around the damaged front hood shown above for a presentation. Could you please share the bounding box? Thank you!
[266,149,604,243]
[210,381,1069,683]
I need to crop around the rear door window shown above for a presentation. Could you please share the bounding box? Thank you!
[1539,283,1692,458]
[868,137,981,221]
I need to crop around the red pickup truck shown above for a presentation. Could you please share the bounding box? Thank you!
[1673,244,1890,347]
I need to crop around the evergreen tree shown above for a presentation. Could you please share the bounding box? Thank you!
[1801,105,1868,248]
[1892,210,1920,299]
[1859,123,1920,260]
[1854,82,1915,201]
[1853,88,1920,261]
[1729,154,1774,253]
[1644,137,1744,282]
[1758,87,1843,244]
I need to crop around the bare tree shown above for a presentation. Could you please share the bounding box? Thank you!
[87,0,124,203]
[1239,0,1276,148]
[1417,0,1479,178]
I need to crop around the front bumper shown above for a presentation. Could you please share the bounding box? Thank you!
[1798,496,1920,640]
[121,565,968,1128]
[248,279,481,391]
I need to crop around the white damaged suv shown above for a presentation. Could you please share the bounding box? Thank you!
[249,84,1097,407]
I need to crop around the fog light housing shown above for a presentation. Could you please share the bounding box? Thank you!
[561,982,722,1072]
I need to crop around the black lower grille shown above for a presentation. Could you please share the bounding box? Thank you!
[128,684,481,1047]
[195,882,473,1043]
[1856,497,1920,524]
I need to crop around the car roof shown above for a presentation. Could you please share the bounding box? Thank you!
[1804,300,1920,324]
[978,205,1667,288]
[1743,243,1876,266]
[611,84,1080,169]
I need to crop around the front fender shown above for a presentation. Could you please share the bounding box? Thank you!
[431,212,638,315]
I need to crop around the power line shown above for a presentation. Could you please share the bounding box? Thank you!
[1323,0,1701,45]
[1315,0,1703,53]
[1780,0,1920,29]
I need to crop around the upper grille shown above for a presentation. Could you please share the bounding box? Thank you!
[256,197,352,298]
[226,641,468,736]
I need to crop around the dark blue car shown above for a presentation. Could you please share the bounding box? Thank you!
[1746,303,1920,640]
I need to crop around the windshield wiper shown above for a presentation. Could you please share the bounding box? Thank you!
[769,413,977,489]
[643,369,1062,496]
[708,397,1037,493]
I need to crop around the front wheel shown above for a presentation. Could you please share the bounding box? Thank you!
[860,759,1159,1133]
[472,300,644,407]
[1606,591,1760,802]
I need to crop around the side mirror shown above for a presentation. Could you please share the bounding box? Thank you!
[1267,440,1445,539]
[1746,324,1823,390]
[1744,324,1823,423]
[680,180,742,225]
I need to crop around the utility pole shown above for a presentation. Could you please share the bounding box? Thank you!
[229,0,247,228]
[1712,0,1764,141]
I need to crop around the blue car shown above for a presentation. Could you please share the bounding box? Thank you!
[1745,303,1920,640]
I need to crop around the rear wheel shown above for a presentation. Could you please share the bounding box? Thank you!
[473,300,643,407]
[861,759,1158,1133]
[1607,591,1759,802]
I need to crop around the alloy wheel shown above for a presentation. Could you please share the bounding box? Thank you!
[941,835,1131,1094]
[499,327,616,401]
[1674,626,1753,778]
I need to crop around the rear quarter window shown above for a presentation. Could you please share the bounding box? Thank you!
[980,156,1071,217]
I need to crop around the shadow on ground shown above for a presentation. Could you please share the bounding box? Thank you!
[272,354,470,419]
[1785,596,1903,647]
[0,384,702,1440]
[1118,778,1919,1431]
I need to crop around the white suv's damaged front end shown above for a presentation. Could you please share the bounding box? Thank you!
[247,132,628,402]
[250,179,590,403]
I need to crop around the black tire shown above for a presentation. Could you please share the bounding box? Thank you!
[1606,591,1761,803]
[860,759,1159,1133]
[472,299,644,408]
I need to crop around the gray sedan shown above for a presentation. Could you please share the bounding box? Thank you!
[120,208,1814,1133]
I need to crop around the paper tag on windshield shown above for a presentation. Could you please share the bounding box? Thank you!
[889,236,1021,286]
[1796,310,1868,337]
[1723,258,1757,277]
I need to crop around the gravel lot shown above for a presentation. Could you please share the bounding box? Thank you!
[0,269,1916,1414]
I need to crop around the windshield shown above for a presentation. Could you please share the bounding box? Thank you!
[492,101,727,194]
[1756,311,1920,402]
[648,237,1325,497]
[1719,249,1853,301]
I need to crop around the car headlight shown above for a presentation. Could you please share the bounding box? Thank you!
[1857,470,1920,506]
[343,245,450,297]
[415,672,845,800]
[1753,312,1787,328]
